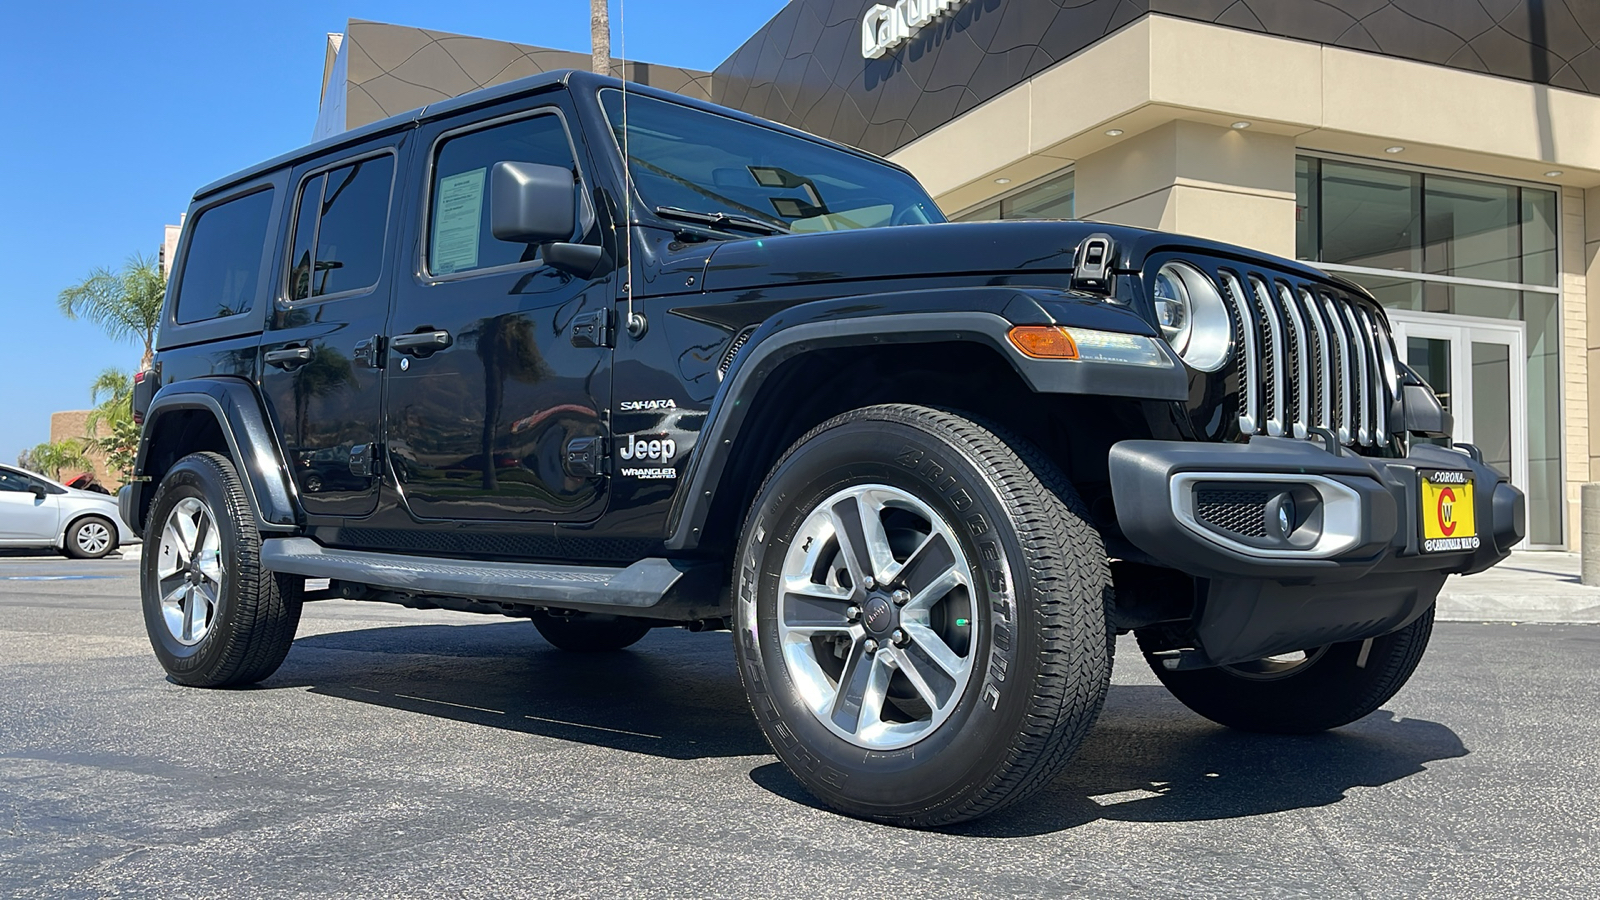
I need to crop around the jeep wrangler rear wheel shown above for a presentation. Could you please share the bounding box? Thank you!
[531,610,653,652]
[140,452,302,687]
[1136,607,1435,734]
[735,404,1113,826]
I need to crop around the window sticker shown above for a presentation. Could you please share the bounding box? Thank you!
[432,167,486,274]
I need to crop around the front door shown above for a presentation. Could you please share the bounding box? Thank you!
[259,136,406,518]
[0,469,59,542]
[1390,312,1527,533]
[385,100,612,522]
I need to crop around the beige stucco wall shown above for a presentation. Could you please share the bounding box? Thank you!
[1073,120,1297,258]
[48,411,114,489]
[1587,187,1600,494]
[1562,187,1588,548]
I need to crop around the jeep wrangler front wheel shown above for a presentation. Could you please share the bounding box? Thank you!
[140,452,302,687]
[735,404,1113,826]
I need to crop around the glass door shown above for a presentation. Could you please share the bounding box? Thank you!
[1390,312,1528,543]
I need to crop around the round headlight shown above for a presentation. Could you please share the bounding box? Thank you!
[1153,262,1232,372]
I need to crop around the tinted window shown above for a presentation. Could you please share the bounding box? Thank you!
[429,113,576,275]
[288,156,394,300]
[174,189,275,324]
[0,469,34,492]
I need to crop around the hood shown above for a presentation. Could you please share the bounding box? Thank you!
[695,220,1337,293]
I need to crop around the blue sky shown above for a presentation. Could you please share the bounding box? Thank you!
[0,0,787,465]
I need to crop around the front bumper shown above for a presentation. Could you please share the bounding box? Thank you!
[1109,436,1524,665]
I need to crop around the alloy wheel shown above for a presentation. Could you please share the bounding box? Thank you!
[156,497,224,646]
[777,484,977,750]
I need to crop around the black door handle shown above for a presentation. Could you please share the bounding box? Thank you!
[390,330,453,356]
[264,346,313,369]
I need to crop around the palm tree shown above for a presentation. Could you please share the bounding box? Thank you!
[24,439,90,481]
[591,0,610,75]
[85,368,138,485]
[58,252,165,369]
[85,368,133,435]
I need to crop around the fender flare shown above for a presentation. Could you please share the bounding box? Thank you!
[662,286,1187,550]
[128,378,300,534]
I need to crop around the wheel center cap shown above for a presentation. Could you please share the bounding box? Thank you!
[861,594,896,637]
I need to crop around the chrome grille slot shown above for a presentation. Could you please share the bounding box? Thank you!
[1218,272,1261,435]
[1247,275,1289,437]
[1209,267,1400,450]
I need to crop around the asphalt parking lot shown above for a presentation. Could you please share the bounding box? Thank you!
[2,550,1597,898]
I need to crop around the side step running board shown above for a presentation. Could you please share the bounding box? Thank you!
[260,537,717,615]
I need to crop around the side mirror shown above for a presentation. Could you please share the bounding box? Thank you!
[29,484,48,500]
[490,161,577,245]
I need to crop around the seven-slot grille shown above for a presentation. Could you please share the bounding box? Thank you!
[1215,269,1401,449]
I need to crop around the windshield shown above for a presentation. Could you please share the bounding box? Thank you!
[600,89,944,234]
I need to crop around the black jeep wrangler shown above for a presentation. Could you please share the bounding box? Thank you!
[122,70,1522,827]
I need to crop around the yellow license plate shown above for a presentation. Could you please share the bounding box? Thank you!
[1420,471,1479,553]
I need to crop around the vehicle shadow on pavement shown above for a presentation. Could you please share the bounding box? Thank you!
[750,685,1469,836]
[279,622,769,759]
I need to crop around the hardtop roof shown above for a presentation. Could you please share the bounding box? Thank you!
[192,69,908,201]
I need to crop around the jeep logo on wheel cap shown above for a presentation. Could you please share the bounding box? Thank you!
[862,595,894,635]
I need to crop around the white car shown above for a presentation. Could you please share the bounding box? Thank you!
[0,464,137,558]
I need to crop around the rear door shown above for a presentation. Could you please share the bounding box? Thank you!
[385,95,613,523]
[0,468,60,543]
[258,133,408,518]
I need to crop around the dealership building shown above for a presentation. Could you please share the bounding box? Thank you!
[313,2,1600,548]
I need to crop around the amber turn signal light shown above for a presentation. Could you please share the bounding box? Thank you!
[1007,326,1079,359]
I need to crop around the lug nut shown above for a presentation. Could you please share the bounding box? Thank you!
[863,577,877,591]
[863,639,879,655]
[891,589,910,605]
[892,628,908,646]
[846,606,862,622]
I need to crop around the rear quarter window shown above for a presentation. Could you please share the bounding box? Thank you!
[174,188,276,324]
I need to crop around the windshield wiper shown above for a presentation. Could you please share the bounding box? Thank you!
[654,206,790,236]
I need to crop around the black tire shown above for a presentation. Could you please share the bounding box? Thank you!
[140,452,302,687]
[734,404,1113,827]
[1136,607,1435,734]
[63,515,118,559]
[532,610,653,652]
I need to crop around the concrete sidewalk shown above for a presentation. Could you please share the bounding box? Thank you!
[1438,551,1600,624]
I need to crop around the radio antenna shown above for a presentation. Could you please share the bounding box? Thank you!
[619,0,646,340]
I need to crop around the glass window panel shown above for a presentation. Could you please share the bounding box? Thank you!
[313,156,393,297]
[1470,342,1513,477]
[1336,270,1423,312]
[1423,175,1517,283]
[1317,160,1421,271]
[1523,290,1561,545]
[174,188,275,325]
[1521,187,1558,287]
[1003,171,1074,219]
[1407,337,1453,412]
[430,113,577,275]
[287,174,323,302]
[1296,157,1320,261]
[954,201,1000,222]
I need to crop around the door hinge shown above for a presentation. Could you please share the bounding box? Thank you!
[564,436,607,478]
[354,335,385,369]
[571,308,613,349]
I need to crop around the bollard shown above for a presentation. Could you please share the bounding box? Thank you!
[1584,484,1600,586]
